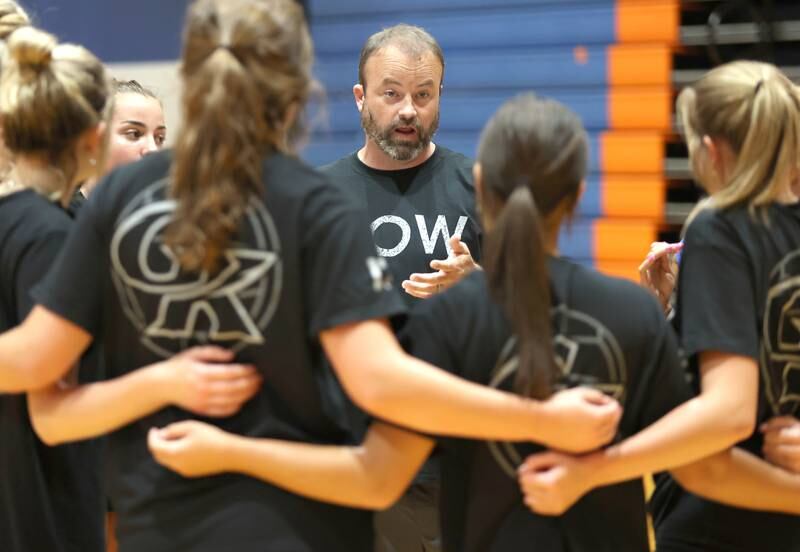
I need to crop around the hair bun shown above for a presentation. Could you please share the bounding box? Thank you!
[6,26,56,71]
[0,1,30,41]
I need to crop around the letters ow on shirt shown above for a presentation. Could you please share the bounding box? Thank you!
[370,214,468,257]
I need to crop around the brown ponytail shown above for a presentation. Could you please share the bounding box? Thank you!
[165,0,313,272]
[483,185,556,398]
[477,93,588,399]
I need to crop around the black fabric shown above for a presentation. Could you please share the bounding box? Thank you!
[374,480,442,552]
[652,203,800,552]
[321,145,481,483]
[0,190,105,552]
[32,150,406,552]
[319,146,482,309]
[401,258,690,552]
[321,146,481,549]
[67,189,86,217]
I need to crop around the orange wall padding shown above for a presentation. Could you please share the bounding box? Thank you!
[594,219,659,261]
[608,45,672,86]
[600,132,665,173]
[602,175,665,218]
[616,0,680,45]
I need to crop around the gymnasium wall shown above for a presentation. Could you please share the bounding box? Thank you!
[19,0,186,145]
[20,0,678,280]
[306,0,678,280]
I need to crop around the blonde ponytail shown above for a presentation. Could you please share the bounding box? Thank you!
[679,61,800,226]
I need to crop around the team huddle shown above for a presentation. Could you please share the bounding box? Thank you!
[0,1,799,552]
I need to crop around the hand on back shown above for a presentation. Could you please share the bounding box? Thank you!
[762,416,800,473]
[148,420,231,477]
[157,346,262,418]
[537,387,622,453]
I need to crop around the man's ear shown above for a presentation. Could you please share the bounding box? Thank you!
[353,83,365,113]
[472,162,482,197]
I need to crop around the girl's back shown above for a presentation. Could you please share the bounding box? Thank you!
[654,201,800,552]
[403,257,689,552]
[33,149,404,551]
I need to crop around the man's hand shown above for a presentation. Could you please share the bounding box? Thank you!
[762,416,800,473]
[402,236,479,299]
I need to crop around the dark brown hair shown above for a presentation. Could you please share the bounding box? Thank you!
[477,93,588,399]
[358,24,444,90]
[113,78,159,101]
[165,0,313,272]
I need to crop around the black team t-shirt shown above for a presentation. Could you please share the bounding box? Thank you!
[0,190,105,552]
[401,258,690,552]
[652,203,800,552]
[32,150,406,552]
[321,146,483,484]
[319,146,482,309]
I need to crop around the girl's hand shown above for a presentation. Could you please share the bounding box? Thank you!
[148,420,233,477]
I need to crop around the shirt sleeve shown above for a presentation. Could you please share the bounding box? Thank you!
[302,184,406,336]
[631,309,694,430]
[31,196,106,337]
[398,293,460,376]
[677,210,758,360]
[15,229,68,320]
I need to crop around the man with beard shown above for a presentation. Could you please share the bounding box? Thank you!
[319,24,481,552]
[321,24,481,305]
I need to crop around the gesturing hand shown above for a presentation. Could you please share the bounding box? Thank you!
[638,241,682,313]
[402,236,479,299]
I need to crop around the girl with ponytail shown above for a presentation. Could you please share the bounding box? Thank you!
[515,61,800,552]
[652,60,800,552]
[0,17,261,552]
[145,94,768,552]
[0,2,621,551]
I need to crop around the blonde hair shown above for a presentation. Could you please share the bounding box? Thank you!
[0,1,28,190]
[0,26,112,202]
[0,0,28,41]
[679,61,800,224]
[165,0,313,272]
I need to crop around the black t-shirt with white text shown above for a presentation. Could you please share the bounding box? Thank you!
[402,258,690,552]
[321,146,482,483]
[33,150,406,552]
[652,203,800,552]
[320,146,482,309]
[0,190,105,552]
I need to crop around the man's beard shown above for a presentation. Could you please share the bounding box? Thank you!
[361,106,440,162]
